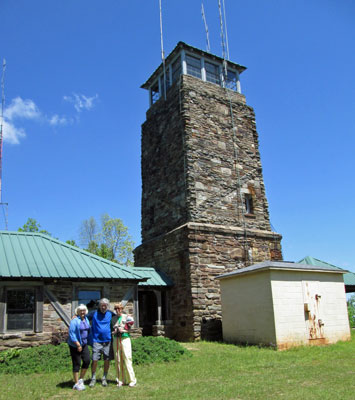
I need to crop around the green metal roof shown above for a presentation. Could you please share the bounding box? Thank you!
[0,231,143,281]
[133,266,173,287]
[298,256,355,289]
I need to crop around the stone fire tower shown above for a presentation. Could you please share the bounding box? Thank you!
[134,42,282,341]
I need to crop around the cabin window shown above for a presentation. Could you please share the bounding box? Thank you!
[151,81,160,104]
[244,194,254,214]
[78,290,101,312]
[172,58,182,82]
[186,54,202,79]
[205,61,220,85]
[226,70,237,91]
[6,288,35,331]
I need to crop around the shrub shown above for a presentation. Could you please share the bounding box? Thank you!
[0,343,71,374]
[132,336,191,365]
[348,294,355,328]
[0,336,190,374]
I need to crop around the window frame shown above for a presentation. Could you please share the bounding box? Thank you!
[244,194,254,215]
[185,54,202,79]
[0,285,43,334]
[205,60,221,85]
[77,288,102,313]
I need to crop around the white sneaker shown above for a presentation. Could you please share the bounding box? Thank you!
[117,380,123,387]
[128,381,137,387]
[73,383,85,391]
[78,379,86,390]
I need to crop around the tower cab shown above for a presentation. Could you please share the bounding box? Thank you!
[141,42,246,107]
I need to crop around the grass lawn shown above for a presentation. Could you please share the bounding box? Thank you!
[1,331,354,400]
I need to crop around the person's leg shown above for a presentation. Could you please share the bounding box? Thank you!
[80,344,90,380]
[100,342,111,387]
[121,338,136,385]
[91,360,98,375]
[69,345,81,384]
[113,336,121,384]
[103,359,110,375]
[73,372,79,384]
[89,342,100,387]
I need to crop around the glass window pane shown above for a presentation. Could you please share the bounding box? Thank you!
[205,61,220,85]
[186,54,201,79]
[78,290,101,312]
[151,82,159,104]
[172,58,182,82]
[226,70,237,90]
[7,289,35,331]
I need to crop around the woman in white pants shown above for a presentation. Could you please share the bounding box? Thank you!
[112,302,137,387]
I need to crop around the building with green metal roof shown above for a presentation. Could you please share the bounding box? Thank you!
[298,256,355,293]
[0,231,150,349]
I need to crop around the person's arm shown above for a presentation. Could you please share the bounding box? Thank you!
[86,310,95,321]
[69,319,82,351]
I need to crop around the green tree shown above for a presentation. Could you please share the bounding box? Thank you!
[79,214,134,265]
[348,294,355,328]
[18,218,51,236]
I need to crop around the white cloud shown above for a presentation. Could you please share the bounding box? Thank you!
[1,97,41,144]
[4,97,41,121]
[63,93,98,112]
[2,96,71,144]
[1,119,26,145]
[48,114,68,126]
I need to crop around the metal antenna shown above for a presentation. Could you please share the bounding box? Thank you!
[0,59,6,204]
[218,0,228,78]
[159,0,167,100]
[222,0,230,59]
[0,59,8,230]
[201,2,211,53]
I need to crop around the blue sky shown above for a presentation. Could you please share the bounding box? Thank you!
[1,0,354,273]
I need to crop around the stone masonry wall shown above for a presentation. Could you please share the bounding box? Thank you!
[138,72,283,341]
[141,80,188,242]
[134,225,194,341]
[182,74,271,231]
[135,223,282,341]
[0,281,138,350]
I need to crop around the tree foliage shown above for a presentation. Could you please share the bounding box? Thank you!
[18,218,51,236]
[348,294,355,328]
[79,214,134,265]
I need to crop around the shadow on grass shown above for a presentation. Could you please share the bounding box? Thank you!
[56,379,118,389]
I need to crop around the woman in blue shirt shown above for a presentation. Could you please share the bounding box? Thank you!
[68,304,91,391]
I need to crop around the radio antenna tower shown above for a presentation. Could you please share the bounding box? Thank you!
[201,2,211,53]
[159,0,167,100]
[222,0,230,59]
[0,59,8,230]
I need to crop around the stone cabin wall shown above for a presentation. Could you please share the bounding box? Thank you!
[0,280,138,350]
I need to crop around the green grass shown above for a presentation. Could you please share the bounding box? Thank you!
[0,331,354,400]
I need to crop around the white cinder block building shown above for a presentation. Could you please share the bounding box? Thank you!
[217,261,351,349]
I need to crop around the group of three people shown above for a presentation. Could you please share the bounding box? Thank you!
[68,298,137,391]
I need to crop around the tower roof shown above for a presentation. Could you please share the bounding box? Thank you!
[141,41,247,90]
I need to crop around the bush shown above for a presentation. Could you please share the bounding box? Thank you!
[132,336,191,365]
[348,294,355,328]
[0,336,190,374]
[0,343,71,374]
